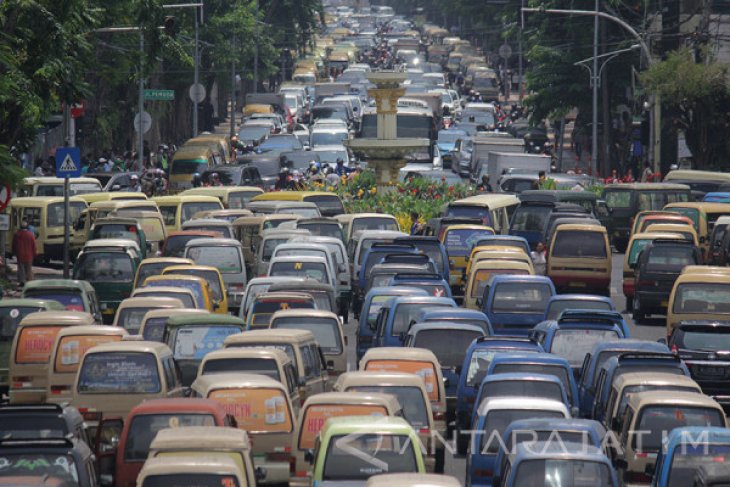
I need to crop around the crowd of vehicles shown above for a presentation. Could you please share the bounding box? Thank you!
[6,5,730,487]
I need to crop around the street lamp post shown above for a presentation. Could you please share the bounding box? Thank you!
[522,6,657,173]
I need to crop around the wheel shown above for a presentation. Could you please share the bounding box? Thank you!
[632,296,646,322]
[614,238,627,253]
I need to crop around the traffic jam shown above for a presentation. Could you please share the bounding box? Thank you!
[3,5,730,487]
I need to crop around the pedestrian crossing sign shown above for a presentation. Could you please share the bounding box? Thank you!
[55,147,82,178]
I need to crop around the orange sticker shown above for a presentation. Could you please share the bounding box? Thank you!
[16,326,64,364]
[299,404,387,449]
[209,388,292,433]
[365,360,440,402]
[54,335,124,373]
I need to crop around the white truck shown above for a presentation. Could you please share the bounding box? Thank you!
[468,136,524,175]
[477,152,551,184]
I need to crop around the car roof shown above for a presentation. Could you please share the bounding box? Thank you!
[149,425,251,450]
[84,340,171,355]
[23,279,93,291]
[166,314,245,327]
[184,237,242,247]
[320,416,415,436]
[302,391,401,411]
[613,371,700,389]
[478,396,569,416]
[224,328,315,345]
[489,352,570,366]
[202,347,290,363]
[510,441,606,463]
[192,372,288,393]
[271,309,339,320]
[55,324,127,339]
[408,322,484,335]
[336,371,429,388]
[0,299,65,309]
[20,311,96,326]
[361,347,440,363]
[139,455,243,476]
[628,390,722,409]
[365,474,461,487]
[128,398,226,416]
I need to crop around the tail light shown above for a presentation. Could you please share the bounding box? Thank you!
[433,412,446,421]
[78,408,102,421]
[50,385,70,395]
[671,344,678,353]
[419,428,430,435]
[12,377,32,388]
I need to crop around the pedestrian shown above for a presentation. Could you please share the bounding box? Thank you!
[530,242,547,275]
[12,220,36,287]
[410,211,423,235]
[477,175,493,192]
[534,170,556,190]
[641,161,653,182]
[130,174,141,192]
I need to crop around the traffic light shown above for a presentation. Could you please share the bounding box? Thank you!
[163,16,176,38]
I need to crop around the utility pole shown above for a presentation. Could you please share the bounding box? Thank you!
[591,0,598,176]
[193,8,200,136]
[231,36,237,138]
[253,0,259,93]
[139,31,145,170]
[518,0,524,103]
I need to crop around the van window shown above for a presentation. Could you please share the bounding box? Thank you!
[263,238,291,261]
[552,231,607,258]
[209,387,292,432]
[23,290,84,312]
[47,202,86,226]
[159,206,177,226]
[604,190,631,209]
[136,262,170,286]
[162,357,177,388]
[446,205,492,226]
[77,352,161,393]
[672,283,730,314]
[352,385,429,428]
[301,345,316,379]
[117,307,153,333]
[322,432,417,480]
[493,363,573,404]
[666,442,730,486]
[74,253,134,282]
[269,261,327,283]
[187,246,242,274]
[513,459,612,486]
[140,218,166,243]
[0,453,79,484]
[15,326,64,364]
[124,413,215,461]
[510,205,552,232]
[229,191,260,209]
[481,409,565,452]
[184,224,232,239]
[92,224,141,246]
[169,269,223,301]
[54,335,124,373]
[299,404,388,449]
[392,302,451,335]
[492,283,551,313]
[229,343,298,371]
[203,357,280,380]
[412,329,483,367]
[273,318,342,354]
[628,239,653,266]
[146,280,205,309]
[142,474,239,487]
[617,385,700,423]
[182,202,222,222]
[633,406,724,452]
[444,228,495,257]
[0,415,67,439]
[365,360,439,402]
[171,326,241,360]
[472,269,528,298]
[142,319,167,341]
[352,217,398,234]
[645,246,698,272]
[480,380,564,404]
[304,195,345,215]
[550,329,621,367]
[22,208,42,228]
[140,292,195,309]
[545,300,612,320]
[0,306,43,341]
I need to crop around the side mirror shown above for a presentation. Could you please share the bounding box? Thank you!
[255,467,267,481]
[304,449,315,465]
[442,377,450,388]
[571,406,580,417]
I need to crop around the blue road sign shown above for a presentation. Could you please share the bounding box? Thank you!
[55,147,82,178]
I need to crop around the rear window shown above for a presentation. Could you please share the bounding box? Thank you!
[136,262,170,285]
[471,268,528,297]
[124,413,215,461]
[298,223,342,239]
[552,230,607,258]
[229,191,260,209]
[145,280,205,309]
[509,205,552,232]
[446,205,492,226]
[604,190,631,209]
[351,217,398,234]
[491,283,551,313]
[617,385,700,422]
[186,245,243,273]
[23,291,84,312]
[48,202,85,227]
[0,453,79,484]
[272,317,341,354]
[0,415,67,439]
[118,307,156,334]
[269,261,327,283]
[481,380,564,403]
[634,406,724,452]
[92,224,141,245]
[54,334,123,373]
[0,306,43,340]
[78,352,161,393]
[645,245,697,272]
[262,238,290,261]
[167,269,223,301]
[550,329,621,367]
[15,326,64,364]
[227,343,297,370]
[142,317,167,342]
[202,357,280,380]
[139,218,166,242]
[164,236,201,258]
[482,409,566,452]
[181,202,222,222]
[298,404,388,449]
[412,329,483,367]
[674,326,730,351]
[352,385,429,428]
[545,300,612,320]
[172,160,208,175]
[139,292,194,309]
[142,474,239,487]
[184,225,232,239]
[672,283,730,314]
[74,252,135,282]
[493,363,572,403]
[252,299,313,315]
[209,387,292,432]
[304,195,345,216]
[392,302,451,335]
[444,229,495,257]
[171,325,242,360]
[364,359,440,402]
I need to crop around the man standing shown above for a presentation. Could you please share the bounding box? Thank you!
[12,220,36,287]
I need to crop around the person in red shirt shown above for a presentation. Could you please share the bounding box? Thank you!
[12,220,36,286]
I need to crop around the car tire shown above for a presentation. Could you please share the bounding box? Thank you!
[434,447,445,473]
[633,296,645,322]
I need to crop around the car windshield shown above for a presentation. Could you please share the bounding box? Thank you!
[616,385,700,422]
[92,224,141,245]
[270,261,327,283]
[445,205,492,226]
[634,406,724,452]
[259,136,302,151]
[48,202,86,227]
[78,352,161,393]
[202,357,280,380]
[480,380,564,404]
[392,302,451,335]
[493,363,573,403]
[117,307,154,333]
[142,474,240,487]
[444,229,495,257]
[322,433,418,481]
[23,290,84,312]
[552,231,607,258]
[412,329,483,367]
[550,329,621,367]
[667,442,730,487]
[172,325,241,360]
[675,327,730,351]
[546,300,612,320]
[465,348,539,387]
[482,409,566,452]
[673,283,730,314]
[351,384,429,429]
[181,202,222,222]
[513,459,613,487]
[311,132,347,146]
[0,415,67,439]
[74,252,134,282]
[604,189,632,209]
[124,414,215,460]
[438,131,466,144]
[491,283,551,313]
[645,245,697,272]
[273,317,341,354]
[352,218,398,234]
[186,245,242,274]
[0,453,79,485]
[510,205,552,232]
[145,280,204,308]
[168,269,223,301]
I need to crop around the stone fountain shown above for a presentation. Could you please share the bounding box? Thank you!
[346,72,430,187]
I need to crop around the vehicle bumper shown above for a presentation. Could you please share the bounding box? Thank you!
[253,458,290,485]
[623,279,635,298]
[635,290,670,312]
[550,274,610,294]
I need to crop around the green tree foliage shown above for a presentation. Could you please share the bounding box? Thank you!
[641,48,730,168]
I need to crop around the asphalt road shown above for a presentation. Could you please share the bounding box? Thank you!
[337,251,666,481]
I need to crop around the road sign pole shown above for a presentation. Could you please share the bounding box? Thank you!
[63,177,70,279]
[139,31,145,171]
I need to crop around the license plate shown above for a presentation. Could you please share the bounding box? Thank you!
[699,366,727,378]
[570,282,587,288]
[660,300,668,307]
